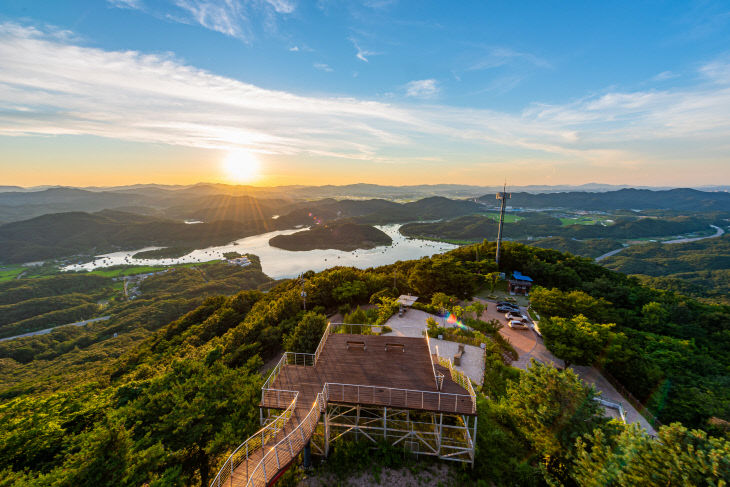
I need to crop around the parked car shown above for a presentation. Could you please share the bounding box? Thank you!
[497,304,520,313]
[505,311,525,321]
[508,320,529,329]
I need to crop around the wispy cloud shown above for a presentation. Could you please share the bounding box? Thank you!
[289,45,299,51]
[652,70,679,81]
[405,79,439,98]
[314,62,333,72]
[107,0,143,10]
[1,22,730,181]
[349,37,377,62]
[467,46,551,71]
[108,0,296,42]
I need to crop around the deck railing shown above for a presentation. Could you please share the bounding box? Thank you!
[329,322,380,335]
[436,355,476,412]
[210,391,299,487]
[245,392,325,487]
[261,352,312,407]
[314,322,331,364]
[324,382,473,414]
[424,333,445,391]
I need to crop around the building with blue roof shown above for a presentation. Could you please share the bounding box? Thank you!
[509,271,534,295]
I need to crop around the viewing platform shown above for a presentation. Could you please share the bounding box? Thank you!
[210,323,477,487]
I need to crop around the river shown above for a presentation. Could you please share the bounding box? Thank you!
[62,224,458,279]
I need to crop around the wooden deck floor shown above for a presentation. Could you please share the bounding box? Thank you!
[264,334,475,415]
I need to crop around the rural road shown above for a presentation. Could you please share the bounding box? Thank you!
[0,316,112,342]
[594,245,627,262]
[594,224,726,262]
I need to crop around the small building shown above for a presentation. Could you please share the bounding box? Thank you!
[509,271,533,296]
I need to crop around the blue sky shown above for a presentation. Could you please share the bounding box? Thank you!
[1,0,729,186]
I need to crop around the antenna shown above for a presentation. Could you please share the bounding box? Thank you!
[495,181,511,268]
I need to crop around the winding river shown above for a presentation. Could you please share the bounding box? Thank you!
[62,224,458,279]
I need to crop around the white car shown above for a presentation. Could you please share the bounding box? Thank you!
[505,311,525,321]
[508,320,529,329]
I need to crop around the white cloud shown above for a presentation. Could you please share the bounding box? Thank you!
[108,0,295,42]
[313,62,333,72]
[652,70,679,81]
[107,0,143,9]
[467,46,551,71]
[289,45,299,51]
[1,22,730,178]
[349,37,377,62]
[265,0,295,14]
[405,79,439,98]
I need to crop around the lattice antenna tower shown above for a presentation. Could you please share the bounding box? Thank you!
[495,182,511,267]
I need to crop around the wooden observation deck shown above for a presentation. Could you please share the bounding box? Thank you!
[210,324,476,487]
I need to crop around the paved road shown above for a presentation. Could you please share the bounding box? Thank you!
[474,298,656,434]
[594,246,627,262]
[0,316,112,342]
[662,224,724,244]
[595,224,726,262]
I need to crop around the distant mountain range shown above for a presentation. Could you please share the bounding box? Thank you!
[0,210,259,264]
[477,188,730,212]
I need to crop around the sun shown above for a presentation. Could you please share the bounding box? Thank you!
[222,150,261,183]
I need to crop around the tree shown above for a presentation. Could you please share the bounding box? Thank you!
[574,422,730,486]
[484,271,501,292]
[333,280,368,305]
[284,312,327,353]
[539,314,616,369]
[430,292,452,310]
[121,359,261,487]
[343,306,368,325]
[469,301,485,319]
[507,360,607,480]
[530,287,615,324]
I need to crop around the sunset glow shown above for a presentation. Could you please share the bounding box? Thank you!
[222,150,261,184]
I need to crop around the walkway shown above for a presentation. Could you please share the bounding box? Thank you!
[384,309,486,385]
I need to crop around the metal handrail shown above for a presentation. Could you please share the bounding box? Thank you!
[329,322,379,335]
[245,391,325,487]
[424,333,445,391]
[324,381,473,413]
[314,322,331,364]
[210,391,299,487]
[436,356,476,413]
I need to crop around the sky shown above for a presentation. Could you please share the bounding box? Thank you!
[1,1,730,187]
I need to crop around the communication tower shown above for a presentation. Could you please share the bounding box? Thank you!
[495,184,511,267]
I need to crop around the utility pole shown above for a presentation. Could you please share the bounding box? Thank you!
[495,183,511,268]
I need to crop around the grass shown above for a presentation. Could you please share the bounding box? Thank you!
[0,265,27,283]
[82,260,221,278]
[479,212,523,223]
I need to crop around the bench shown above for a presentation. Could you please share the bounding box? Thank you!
[454,344,465,366]
[346,340,366,351]
[385,343,405,352]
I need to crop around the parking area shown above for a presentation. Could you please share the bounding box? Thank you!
[473,297,655,434]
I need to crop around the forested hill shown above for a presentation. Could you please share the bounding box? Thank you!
[269,223,392,251]
[400,212,717,241]
[478,188,730,211]
[0,210,259,264]
[1,241,728,485]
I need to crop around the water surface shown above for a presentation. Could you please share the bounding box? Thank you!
[62,225,458,279]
